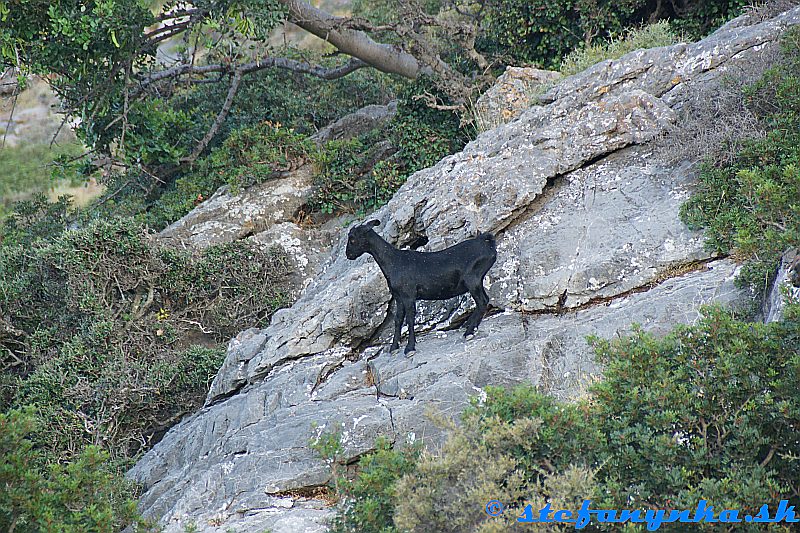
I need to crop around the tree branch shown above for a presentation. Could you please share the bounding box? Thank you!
[280,0,424,79]
[131,56,367,98]
[181,68,243,165]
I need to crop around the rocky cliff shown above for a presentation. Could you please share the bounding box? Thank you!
[128,7,800,532]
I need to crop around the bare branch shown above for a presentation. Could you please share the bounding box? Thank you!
[181,68,243,165]
[131,56,367,98]
[153,7,205,23]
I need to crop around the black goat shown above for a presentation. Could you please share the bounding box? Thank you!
[345,220,497,354]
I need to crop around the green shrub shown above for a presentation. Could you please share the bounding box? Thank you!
[1,210,291,460]
[478,0,650,69]
[0,408,149,532]
[478,0,750,69]
[85,58,393,229]
[390,306,800,531]
[680,26,800,295]
[309,78,469,216]
[670,0,751,39]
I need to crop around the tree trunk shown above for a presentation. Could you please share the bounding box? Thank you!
[281,0,423,79]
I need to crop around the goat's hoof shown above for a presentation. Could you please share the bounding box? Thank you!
[389,344,400,353]
[404,349,416,357]
[464,332,475,341]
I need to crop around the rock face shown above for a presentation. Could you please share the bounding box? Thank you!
[310,101,397,144]
[472,66,561,129]
[129,7,800,532]
[159,168,316,249]
[763,249,800,323]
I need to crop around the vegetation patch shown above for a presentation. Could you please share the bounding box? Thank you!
[681,26,800,296]
[1,200,291,462]
[0,408,149,532]
[146,121,314,228]
[311,431,421,533]
[309,81,468,216]
[479,0,749,70]
[560,21,680,76]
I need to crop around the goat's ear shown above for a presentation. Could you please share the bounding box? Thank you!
[367,220,381,227]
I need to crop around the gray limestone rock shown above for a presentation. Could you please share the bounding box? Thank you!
[129,7,800,532]
[472,66,562,128]
[159,167,315,249]
[310,101,397,144]
[763,249,800,323]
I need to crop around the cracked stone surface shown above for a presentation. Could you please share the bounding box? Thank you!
[159,166,316,249]
[473,66,562,126]
[129,7,800,532]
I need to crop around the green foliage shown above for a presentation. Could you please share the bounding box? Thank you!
[309,79,468,216]
[312,429,421,533]
[478,0,749,69]
[479,0,650,69]
[90,64,393,228]
[390,306,799,532]
[560,21,680,76]
[123,98,192,166]
[0,408,149,532]
[680,26,800,295]
[178,60,394,138]
[197,121,313,192]
[145,121,314,227]
[0,0,287,153]
[1,209,291,460]
[670,0,750,39]
[588,308,800,515]
[0,0,154,151]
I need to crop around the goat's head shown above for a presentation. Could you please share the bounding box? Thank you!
[346,220,380,260]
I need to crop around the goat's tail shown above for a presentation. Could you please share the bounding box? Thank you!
[477,232,497,248]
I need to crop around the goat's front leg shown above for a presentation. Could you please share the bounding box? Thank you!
[403,299,417,355]
[390,298,405,352]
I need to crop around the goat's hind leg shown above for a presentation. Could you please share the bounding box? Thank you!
[403,299,417,355]
[464,284,489,339]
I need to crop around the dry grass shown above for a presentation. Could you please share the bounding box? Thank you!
[652,40,783,166]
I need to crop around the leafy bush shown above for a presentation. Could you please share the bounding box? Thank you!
[478,0,650,69]
[177,61,394,139]
[478,0,750,69]
[145,121,314,228]
[0,408,149,532]
[560,21,680,76]
[670,0,751,39]
[680,26,800,295]
[309,79,468,216]
[1,206,291,460]
[390,306,799,531]
[312,430,420,533]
